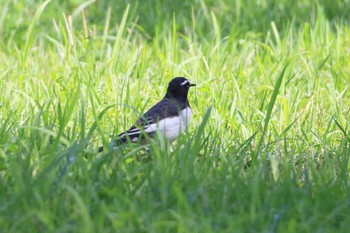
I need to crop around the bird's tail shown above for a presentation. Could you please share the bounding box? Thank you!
[97,146,104,153]
[97,137,128,153]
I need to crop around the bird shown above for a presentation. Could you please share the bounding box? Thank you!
[98,77,196,152]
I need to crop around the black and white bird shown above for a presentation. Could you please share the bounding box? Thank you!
[98,77,196,152]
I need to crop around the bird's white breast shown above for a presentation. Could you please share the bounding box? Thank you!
[179,106,192,129]
[144,107,192,143]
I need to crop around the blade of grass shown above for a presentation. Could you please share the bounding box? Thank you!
[112,4,130,60]
[333,117,350,144]
[257,64,288,160]
[188,106,212,155]
[23,0,52,61]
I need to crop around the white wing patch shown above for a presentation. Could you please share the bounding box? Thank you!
[118,118,154,138]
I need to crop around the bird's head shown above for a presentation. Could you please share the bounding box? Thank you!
[165,77,196,100]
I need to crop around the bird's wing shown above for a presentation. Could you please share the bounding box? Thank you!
[116,98,179,143]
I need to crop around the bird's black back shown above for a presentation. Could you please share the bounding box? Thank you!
[126,97,188,131]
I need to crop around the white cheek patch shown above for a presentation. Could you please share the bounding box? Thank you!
[180,80,190,86]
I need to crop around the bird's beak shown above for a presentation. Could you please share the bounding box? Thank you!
[190,83,196,87]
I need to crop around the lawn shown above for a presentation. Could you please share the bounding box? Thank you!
[1,0,350,232]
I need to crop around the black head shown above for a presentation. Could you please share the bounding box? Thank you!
[165,77,196,100]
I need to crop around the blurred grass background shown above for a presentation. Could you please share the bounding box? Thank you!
[2,0,350,44]
[1,0,350,232]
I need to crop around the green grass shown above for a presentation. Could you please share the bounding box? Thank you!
[1,0,350,232]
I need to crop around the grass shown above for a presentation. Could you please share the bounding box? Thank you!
[1,0,350,232]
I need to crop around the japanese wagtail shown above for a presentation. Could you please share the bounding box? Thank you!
[98,77,196,152]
